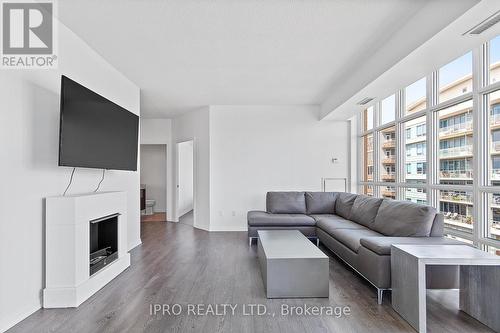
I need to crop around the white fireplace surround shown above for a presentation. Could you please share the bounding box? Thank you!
[43,191,131,308]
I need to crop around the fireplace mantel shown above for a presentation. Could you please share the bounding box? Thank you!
[43,191,131,308]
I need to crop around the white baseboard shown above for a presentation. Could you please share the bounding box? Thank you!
[0,303,40,333]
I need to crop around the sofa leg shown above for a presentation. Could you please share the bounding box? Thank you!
[377,288,384,305]
[316,238,320,247]
[249,237,252,246]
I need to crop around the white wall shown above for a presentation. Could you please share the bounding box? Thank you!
[140,145,167,212]
[0,22,140,332]
[172,107,210,230]
[177,141,194,216]
[140,118,174,221]
[209,105,348,231]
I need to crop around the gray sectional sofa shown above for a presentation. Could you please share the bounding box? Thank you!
[248,191,461,304]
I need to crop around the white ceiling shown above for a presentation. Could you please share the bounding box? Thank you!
[58,0,479,118]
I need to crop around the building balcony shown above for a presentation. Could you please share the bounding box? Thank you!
[406,173,426,180]
[382,139,396,149]
[492,169,500,181]
[381,172,395,181]
[439,170,473,179]
[381,156,396,164]
[439,121,472,137]
[440,192,473,205]
[492,141,500,154]
[444,216,474,229]
[382,189,396,198]
[491,114,500,127]
[439,146,473,158]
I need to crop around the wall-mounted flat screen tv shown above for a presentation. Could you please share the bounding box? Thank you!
[58,75,139,171]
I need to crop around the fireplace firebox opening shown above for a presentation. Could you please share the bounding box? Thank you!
[89,213,119,276]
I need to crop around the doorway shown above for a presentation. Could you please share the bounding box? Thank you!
[140,144,167,222]
[176,140,194,226]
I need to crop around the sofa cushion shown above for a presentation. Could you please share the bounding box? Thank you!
[372,200,437,237]
[247,211,315,226]
[359,236,466,256]
[335,193,358,219]
[305,192,337,214]
[309,214,336,222]
[349,195,384,228]
[266,192,306,214]
[315,215,367,234]
[329,228,382,253]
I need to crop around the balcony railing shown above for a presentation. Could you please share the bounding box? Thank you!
[439,145,473,158]
[382,139,396,149]
[439,121,472,136]
[381,172,396,181]
[440,170,473,179]
[382,190,396,197]
[381,156,396,164]
[440,193,473,204]
[444,215,473,227]
[492,141,500,154]
[492,169,500,180]
[491,114,500,126]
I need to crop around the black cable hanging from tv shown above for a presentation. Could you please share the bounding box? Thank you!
[63,168,76,196]
[94,169,106,193]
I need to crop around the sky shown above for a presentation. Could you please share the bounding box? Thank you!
[370,35,500,128]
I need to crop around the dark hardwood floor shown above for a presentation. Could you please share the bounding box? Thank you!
[8,222,493,333]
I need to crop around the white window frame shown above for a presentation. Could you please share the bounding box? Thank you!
[357,38,500,251]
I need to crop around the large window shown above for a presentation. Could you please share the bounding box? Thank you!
[489,90,500,185]
[439,52,472,103]
[440,190,473,234]
[358,36,500,254]
[380,95,395,125]
[405,78,426,114]
[379,126,396,183]
[438,100,473,184]
[364,107,373,131]
[362,134,373,182]
[404,116,426,183]
[490,35,500,84]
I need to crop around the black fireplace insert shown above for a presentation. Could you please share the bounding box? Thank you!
[89,213,119,276]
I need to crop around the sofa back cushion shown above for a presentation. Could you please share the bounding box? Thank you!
[266,192,306,214]
[372,200,437,237]
[334,193,358,219]
[305,192,338,214]
[349,195,383,227]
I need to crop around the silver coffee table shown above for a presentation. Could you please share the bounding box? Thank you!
[257,230,329,298]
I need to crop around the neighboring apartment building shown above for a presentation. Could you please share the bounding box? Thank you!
[400,63,500,240]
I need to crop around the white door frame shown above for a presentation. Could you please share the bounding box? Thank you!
[175,139,196,227]
[139,143,168,217]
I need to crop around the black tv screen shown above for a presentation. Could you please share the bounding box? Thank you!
[59,76,139,171]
